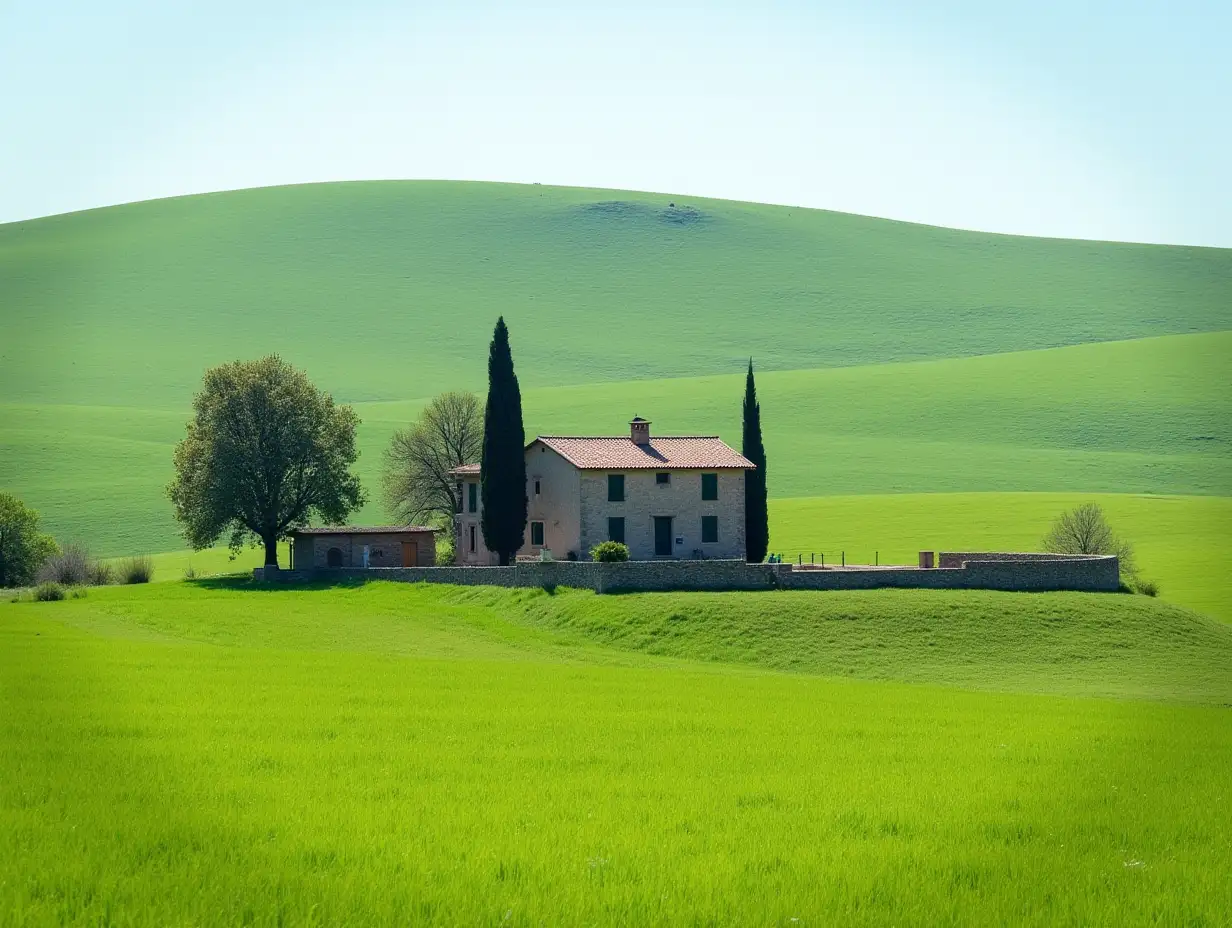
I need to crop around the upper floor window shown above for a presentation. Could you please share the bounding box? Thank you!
[534,479,541,496]
[468,481,478,513]
[454,482,463,513]
[701,473,718,501]
[655,472,671,486]
[608,474,625,502]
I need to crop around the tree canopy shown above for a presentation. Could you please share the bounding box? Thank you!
[480,317,527,565]
[383,391,483,527]
[742,360,769,563]
[167,356,364,567]
[0,492,57,588]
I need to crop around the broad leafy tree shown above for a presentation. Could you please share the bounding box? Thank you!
[742,360,769,563]
[0,492,58,587]
[168,356,364,567]
[383,391,483,526]
[480,317,527,565]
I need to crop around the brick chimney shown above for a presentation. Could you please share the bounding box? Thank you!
[630,416,651,446]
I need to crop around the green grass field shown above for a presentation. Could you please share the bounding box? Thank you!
[4,581,1231,925]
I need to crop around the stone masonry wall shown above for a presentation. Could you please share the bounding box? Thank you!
[256,554,1119,593]
[578,469,746,561]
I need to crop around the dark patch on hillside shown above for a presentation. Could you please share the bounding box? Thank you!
[577,200,711,228]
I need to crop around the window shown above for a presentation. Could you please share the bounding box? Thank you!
[701,516,718,544]
[608,474,625,502]
[656,472,671,485]
[469,525,476,553]
[608,517,625,544]
[701,473,718,501]
[468,481,478,513]
[531,521,545,547]
[534,479,541,496]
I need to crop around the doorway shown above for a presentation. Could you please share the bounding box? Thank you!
[401,541,418,567]
[654,516,673,557]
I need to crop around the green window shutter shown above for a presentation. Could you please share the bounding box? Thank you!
[701,473,718,501]
[468,482,478,513]
[608,474,625,502]
[608,517,625,544]
[531,522,545,546]
[702,515,718,544]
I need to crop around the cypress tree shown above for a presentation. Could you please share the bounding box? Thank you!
[480,317,528,565]
[742,360,769,563]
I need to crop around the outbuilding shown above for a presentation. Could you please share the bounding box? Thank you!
[289,526,437,569]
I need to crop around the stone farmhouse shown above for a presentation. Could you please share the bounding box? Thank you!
[452,418,755,563]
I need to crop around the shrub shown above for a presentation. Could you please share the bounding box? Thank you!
[35,581,66,602]
[37,542,93,585]
[1136,579,1161,598]
[70,586,88,599]
[89,560,116,586]
[435,531,456,566]
[1042,502,1138,582]
[119,555,154,584]
[591,541,630,563]
[183,562,198,581]
[0,492,58,588]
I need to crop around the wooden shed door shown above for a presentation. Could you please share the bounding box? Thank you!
[401,541,418,567]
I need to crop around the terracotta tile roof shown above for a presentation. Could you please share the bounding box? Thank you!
[533,436,754,470]
[292,525,437,535]
[449,463,481,476]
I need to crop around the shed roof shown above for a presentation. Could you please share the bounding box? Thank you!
[292,525,437,536]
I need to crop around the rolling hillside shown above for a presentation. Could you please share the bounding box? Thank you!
[1,181,1229,616]
[2,181,1228,407]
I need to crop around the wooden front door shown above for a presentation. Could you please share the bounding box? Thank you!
[401,541,418,567]
[654,516,673,557]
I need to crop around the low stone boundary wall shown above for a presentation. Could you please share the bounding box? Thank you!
[255,554,1119,594]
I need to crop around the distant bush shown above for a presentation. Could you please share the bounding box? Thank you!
[35,581,66,602]
[591,541,630,563]
[0,492,58,588]
[1135,579,1160,598]
[119,555,154,584]
[435,531,456,566]
[183,562,198,581]
[1042,502,1138,582]
[89,560,116,586]
[38,543,95,586]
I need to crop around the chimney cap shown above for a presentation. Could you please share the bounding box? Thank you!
[630,416,649,423]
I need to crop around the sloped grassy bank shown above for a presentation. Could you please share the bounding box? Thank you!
[436,584,1232,703]
[33,580,1232,704]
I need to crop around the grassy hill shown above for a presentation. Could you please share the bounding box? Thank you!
[4,582,1231,924]
[1,181,1229,617]
[3,181,1228,408]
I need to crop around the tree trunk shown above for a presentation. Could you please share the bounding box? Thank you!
[498,550,511,566]
[263,534,279,568]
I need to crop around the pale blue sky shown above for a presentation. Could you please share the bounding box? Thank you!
[3,0,1229,245]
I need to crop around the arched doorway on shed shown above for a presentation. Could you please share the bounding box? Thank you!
[326,547,344,568]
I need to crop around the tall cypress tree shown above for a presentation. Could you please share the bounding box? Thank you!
[742,360,769,563]
[480,317,527,565]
